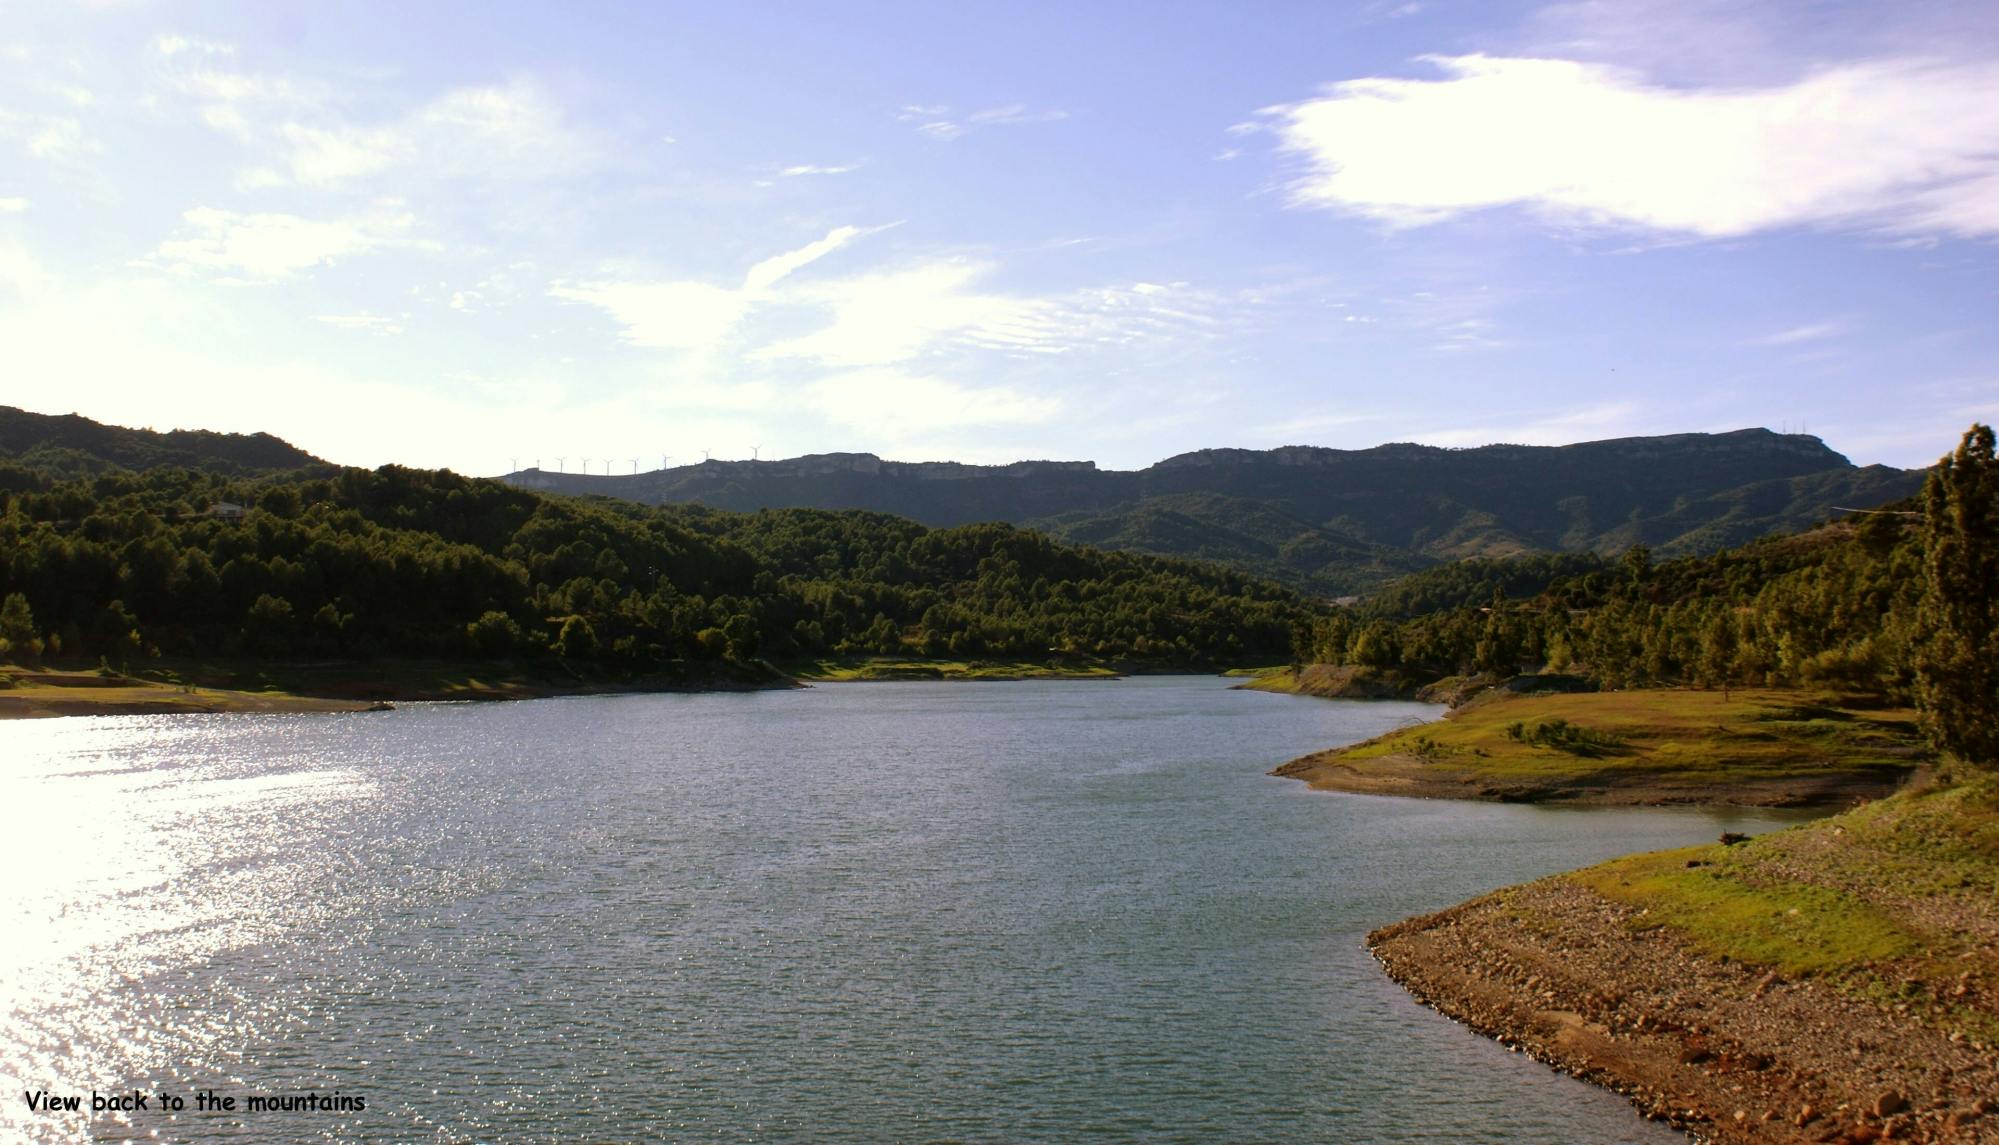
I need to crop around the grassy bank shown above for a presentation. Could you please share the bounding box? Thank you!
[1274,687,1928,806]
[1231,663,1424,700]
[1368,775,1999,1142]
[0,656,795,718]
[0,664,382,718]
[780,656,1123,682]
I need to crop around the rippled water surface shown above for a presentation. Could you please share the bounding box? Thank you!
[3,678,1810,1143]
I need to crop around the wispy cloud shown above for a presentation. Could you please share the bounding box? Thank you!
[0,108,97,161]
[152,33,235,59]
[1747,321,1845,347]
[1413,401,1648,448]
[139,206,415,283]
[1264,53,1999,238]
[159,44,604,189]
[780,162,863,177]
[751,260,1050,366]
[314,312,405,335]
[897,102,1068,142]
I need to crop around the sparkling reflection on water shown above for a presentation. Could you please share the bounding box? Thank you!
[3,678,1808,1143]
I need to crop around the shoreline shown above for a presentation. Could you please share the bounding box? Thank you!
[1271,687,1927,809]
[0,662,799,720]
[0,658,1246,719]
[1367,877,1996,1143]
[1273,751,1914,808]
[1366,777,1999,1144]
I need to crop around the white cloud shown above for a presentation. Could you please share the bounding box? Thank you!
[966,103,1067,127]
[1266,54,1999,237]
[780,162,862,177]
[805,369,1061,435]
[558,234,1232,381]
[742,225,867,292]
[754,267,1230,368]
[162,51,600,188]
[142,206,412,282]
[153,34,233,58]
[1412,401,1647,448]
[0,197,28,213]
[314,313,404,335]
[0,109,96,161]
[665,380,781,411]
[551,225,871,351]
[0,240,50,295]
[551,279,754,351]
[753,260,1055,367]
[278,122,400,183]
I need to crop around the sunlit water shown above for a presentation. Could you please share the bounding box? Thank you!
[2,677,1811,1143]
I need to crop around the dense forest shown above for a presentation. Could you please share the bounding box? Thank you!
[0,461,1305,674]
[1295,509,1922,693]
[1294,426,1997,742]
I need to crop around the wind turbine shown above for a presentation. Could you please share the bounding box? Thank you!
[510,457,519,473]
[702,448,711,461]
[661,454,672,470]
[582,457,593,475]
[554,456,566,473]
[534,458,541,471]
[630,458,639,474]
[751,444,761,460]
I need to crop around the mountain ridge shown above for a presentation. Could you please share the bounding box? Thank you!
[502,429,1923,594]
[0,405,327,476]
[0,407,1924,597]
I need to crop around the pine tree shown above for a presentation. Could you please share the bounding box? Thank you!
[1912,424,1999,767]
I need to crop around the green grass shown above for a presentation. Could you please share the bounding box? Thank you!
[1220,665,1290,679]
[1234,663,1417,699]
[1562,775,1999,1040]
[1574,846,1919,975]
[780,657,1122,682]
[1329,687,1927,784]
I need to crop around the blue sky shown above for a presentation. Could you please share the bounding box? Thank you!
[2,0,1995,475]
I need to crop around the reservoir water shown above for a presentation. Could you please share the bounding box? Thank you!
[3,677,1806,1143]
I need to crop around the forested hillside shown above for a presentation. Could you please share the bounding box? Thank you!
[0,405,326,477]
[507,430,1922,594]
[0,462,1306,675]
[1294,493,1926,695]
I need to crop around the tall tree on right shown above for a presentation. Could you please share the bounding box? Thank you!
[1913,424,1999,768]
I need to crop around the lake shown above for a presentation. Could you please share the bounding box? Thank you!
[2,677,1808,1143]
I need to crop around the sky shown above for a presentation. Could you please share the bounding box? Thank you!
[1,0,1996,477]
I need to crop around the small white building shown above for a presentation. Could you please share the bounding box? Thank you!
[203,501,247,520]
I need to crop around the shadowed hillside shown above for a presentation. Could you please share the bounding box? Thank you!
[506,431,1922,595]
[0,405,327,477]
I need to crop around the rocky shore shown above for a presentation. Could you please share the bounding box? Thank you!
[1367,778,1999,1143]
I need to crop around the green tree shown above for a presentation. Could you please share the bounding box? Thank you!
[466,610,522,656]
[552,614,598,660]
[0,591,40,662]
[1697,607,1738,698]
[244,593,295,655]
[1913,424,1999,767]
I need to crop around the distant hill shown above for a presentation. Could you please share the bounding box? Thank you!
[506,432,1924,595]
[0,405,326,477]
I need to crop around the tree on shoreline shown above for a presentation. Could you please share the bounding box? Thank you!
[1913,424,1999,769]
